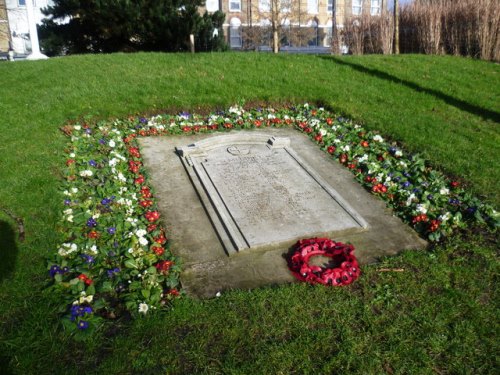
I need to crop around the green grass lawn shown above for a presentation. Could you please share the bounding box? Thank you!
[0,53,498,374]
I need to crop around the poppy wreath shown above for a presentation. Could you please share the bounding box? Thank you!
[288,238,360,286]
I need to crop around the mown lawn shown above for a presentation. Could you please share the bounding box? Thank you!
[0,53,498,374]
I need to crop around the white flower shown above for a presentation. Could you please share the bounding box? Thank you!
[135,229,147,238]
[319,128,327,136]
[71,187,78,194]
[69,153,76,158]
[63,208,73,215]
[341,145,350,152]
[138,303,149,314]
[109,139,116,148]
[109,158,119,167]
[73,125,81,131]
[79,294,94,304]
[406,193,416,206]
[440,188,450,195]
[116,173,126,182]
[416,204,427,214]
[138,237,148,246]
[66,215,74,223]
[373,135,384,142]
[58,242,78,256]
[395,150,403,157]
[309,119,320,128]
[89,245,98,254]
[358,154,368,163]
[63,190,70,196]
[216,292,222,297]
[439,212,451,222]
[79,170,93,177]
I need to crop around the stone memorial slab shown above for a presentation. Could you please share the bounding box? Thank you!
[176,134,368,255]
[139,129,427,298]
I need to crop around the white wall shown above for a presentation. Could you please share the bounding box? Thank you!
[6,0,51,53]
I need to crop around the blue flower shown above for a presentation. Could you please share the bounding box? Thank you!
[139,117,148,124]
[49,265,60,277]
[64,199,71,205]
[449,198,460,205]
[466,206,477,214]
[85,128,92,135]
[81,254,95,264]
[402,181,411,188]
[99,138,106,145]
[107,227,116,235]
[403,171,411,178]
[77,321,89,330]
[86,217,97,227]
[412,188,421,193]
[427,194,434,200]
[88,160,97,167]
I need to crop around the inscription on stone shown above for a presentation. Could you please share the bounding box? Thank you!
[177,134,367,255]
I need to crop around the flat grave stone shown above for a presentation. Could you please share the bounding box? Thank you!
[139,129,427,298]
[176,133,368,255]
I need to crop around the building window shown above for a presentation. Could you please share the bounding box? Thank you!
[229,17,242,47]
[327,0,333,13]
[370,0,381,15]
[18,0,37,6]
[352,0,362,16]
[229,0,241,12]
[206,0,219,12]
[259,0,270,12]
[307,0,318,14]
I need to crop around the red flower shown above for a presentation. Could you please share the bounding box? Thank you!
[145,211,160,223]
[412,214,429,224]
[167,288,180,297]
[66,159,76,166]
[155,260,173,274]
[134,175,145,185]
[140,186,152,198]
[87,230,100,239]
[327,145,336,154]
[339,154,348,164]
[326,118,333,125]
[298,122,307,129]
[154,232,167,244]
[147,224,158,232]
[314,134,323,143]
[429,219,441,232]
[360,140,369,148]
[182,126,191,133]
[128,147,141,158]
[450,181,460,188]
[304,127,313,134]
[129,160,142,174]
[152,246,165,256]
[139,200,153,208]
[254,120,262,127]
[223,123,233,129]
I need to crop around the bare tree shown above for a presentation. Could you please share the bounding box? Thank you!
[393,0,399,54]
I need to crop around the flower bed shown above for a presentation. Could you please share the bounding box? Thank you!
[50,104,498,334]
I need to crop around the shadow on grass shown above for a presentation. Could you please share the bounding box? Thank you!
[319,56,500,123]
[0,220,18,283]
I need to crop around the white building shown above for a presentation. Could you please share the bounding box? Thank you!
[6,0,51,54]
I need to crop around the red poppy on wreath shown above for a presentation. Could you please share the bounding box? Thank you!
[288,238,360,286]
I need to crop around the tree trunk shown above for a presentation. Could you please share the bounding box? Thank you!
[273,29,279,53]
[393,0,399,54]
